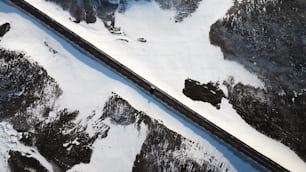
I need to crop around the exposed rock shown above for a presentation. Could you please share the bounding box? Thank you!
[34,109,108,171]
[0,48,103,171]
[0,48,61,124]
[183,79,225,109]
[102,94,234,172]
[48,0,97,23]
[101,94,139,126]
[225,81,306,162]
[45,0,203,33]
[133,122,231,172]
[154,0,202,22]
[209,0,306,161]
[46,0,118,30]
[0,23,10,37]
[210,0,306,92]
[8,150,49,172]
[137,38,147,43]
[0,38,234,171]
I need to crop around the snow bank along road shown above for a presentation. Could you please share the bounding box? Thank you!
[8,0,288,171]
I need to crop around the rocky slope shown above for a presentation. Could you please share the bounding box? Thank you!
[105,94,234,172]
[184,0,306,161]
[17,0,306,169]
[0,32,98,170]
[45,0,202,32]
[0,22,235,172]
[0,23,10,37]
[8,151,49,172]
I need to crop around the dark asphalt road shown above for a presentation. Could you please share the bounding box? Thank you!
[8,0,288,171]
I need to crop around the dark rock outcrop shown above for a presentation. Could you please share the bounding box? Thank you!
[0,23,10,37]
[183,79,225,109]
[0,48,61,124]
[0,47,234,171]
[101,93,139,126]
[47,0,97,23]
[137,38,147,43]
[225,81,306,162]
[8,151,49,172]
[45,0,202,33]
[102,94,234,172]
[210,0,306,91]
[155,0,202,22]
[0,48,102,171]
[133,122,228,172]
[34,109,108,171]
[209,0,306,161]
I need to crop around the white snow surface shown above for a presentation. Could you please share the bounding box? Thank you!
[68,118,148,172]
[1,0,305,171]
[20,0,306,171]
[0,1,238,172]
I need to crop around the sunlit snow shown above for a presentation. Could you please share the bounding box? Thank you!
[1,0,306,171]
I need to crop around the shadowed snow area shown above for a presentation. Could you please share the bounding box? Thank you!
[23,0,306,171]
[0,1,267,171]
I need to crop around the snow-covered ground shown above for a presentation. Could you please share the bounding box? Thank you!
[0,1,269,171]
[68,118,149,172]
[17,0,306,171]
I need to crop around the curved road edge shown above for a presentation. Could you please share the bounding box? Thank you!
[7,0,288,171]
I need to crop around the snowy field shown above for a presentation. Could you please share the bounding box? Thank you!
[18,0,306,171]
[0,1,270,171]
